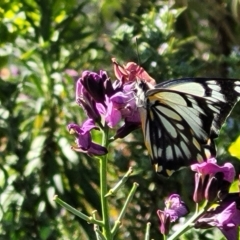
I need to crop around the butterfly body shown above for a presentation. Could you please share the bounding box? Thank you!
[136,78,240,176]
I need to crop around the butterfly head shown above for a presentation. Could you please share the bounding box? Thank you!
[135,79,155,107]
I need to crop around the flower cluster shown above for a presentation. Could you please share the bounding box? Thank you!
[192,159,240,240]
[157,158,240,240]
[68,59,155,155]
[191,158,235,203]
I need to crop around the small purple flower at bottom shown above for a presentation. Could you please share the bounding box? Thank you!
[68,119,107,156]
[157,194,189,235]
[157,210,171,235]
[195,201,240,240]
[164,194,189,222]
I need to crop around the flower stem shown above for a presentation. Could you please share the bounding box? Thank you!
[167,208,205,240]
[100,126,112,239]
[144,222,151,240]
[111,182,139,236]
[105,167,133,197]
[94,225,107,240]
[53,195,103,226]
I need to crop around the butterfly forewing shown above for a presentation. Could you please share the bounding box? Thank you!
[154,78,240,137]
[137,78,240,176]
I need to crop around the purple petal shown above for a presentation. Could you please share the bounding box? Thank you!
[114,121,140,139]
[125,109,140,123]
[221,227,238,240]
[216,202,237,225]
[205,176,219,202]
[110,92,129,104]
[75,131,91,149]
[157,210,171,235]
[80,71,107,103]
[68,120,98,135]
[88,142,108,156]
[105,101,122,128]
[68,120,107,156]
[96,102,107,115]
[99,70,108,81]
[222,163,236,182]
[77,96,101,121]
[75,79,101,121]
[191,158,235,183]
[81,119,99,134]
[165,194,182,210]
[165,194,189,221]
[193,173,205,203]
[76,78,84,101]
[96,96,122,128]
[196,201,240,240]
[68,123,81,134]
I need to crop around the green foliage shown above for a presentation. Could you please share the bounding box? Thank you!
[1,0,240,239]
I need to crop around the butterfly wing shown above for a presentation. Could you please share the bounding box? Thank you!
[155,78,240,138]
[138,78,240,176]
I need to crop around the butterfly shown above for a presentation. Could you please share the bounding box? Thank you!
[135,77,240,176]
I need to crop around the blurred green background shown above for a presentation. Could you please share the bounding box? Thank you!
[1,0,240,239]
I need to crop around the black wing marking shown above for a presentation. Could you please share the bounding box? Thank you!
[153,78,240,137]
[138,78,240,176]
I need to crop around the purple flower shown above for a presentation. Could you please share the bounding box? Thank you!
[68,119,107,156]
[80,70,110,103]
[195,201,240,240]
[164,194,189,221]
[76,78,101,121]
[191,158,235,182]
[191,158,235,203]
[96,95,122,128]
[114,121,141,139]
[192,160,240,240]
[69,59,158,151]
[157,194,189,235]
[74,69,140,136]
[157,210,171,235]
[96,84,141,129]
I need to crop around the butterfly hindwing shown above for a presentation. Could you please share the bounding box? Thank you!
[137,78,240,176]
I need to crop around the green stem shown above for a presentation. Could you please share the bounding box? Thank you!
[105,167,133,197]
[167,208,205,240]
[94,225,107,240]
[195,203,199,214]
[53,195,103,226]
[100,126,112,239]
[144,222,151,240]
[111,182,139,236]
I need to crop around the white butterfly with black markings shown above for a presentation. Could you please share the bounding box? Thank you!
[136,78,240,176]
